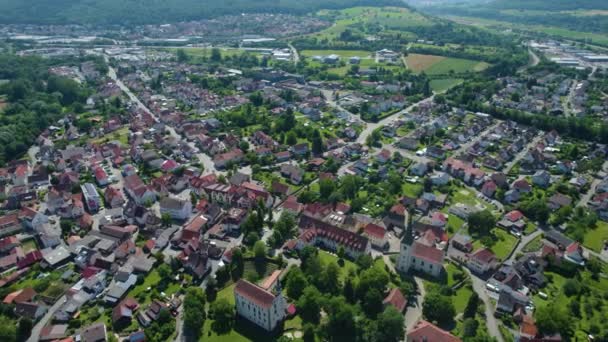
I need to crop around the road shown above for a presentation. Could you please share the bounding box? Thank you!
[107,59,221,175]
[320,89,362,124]
[287,43,300,64]
[357,95,436,145]
[503,133,543,174]
[28,295,67,342]
[577,160,608,208]
[466,270,504,342]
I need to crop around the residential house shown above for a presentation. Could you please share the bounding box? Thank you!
[407,320,461,342]
[159,197,192,221]
[467,248,499,274]
[363,223,388,250]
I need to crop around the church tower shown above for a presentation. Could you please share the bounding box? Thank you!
[397,210,413,273]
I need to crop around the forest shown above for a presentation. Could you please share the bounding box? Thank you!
[0,54,93,165]
[0,0,401,25]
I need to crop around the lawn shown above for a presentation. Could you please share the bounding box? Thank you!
[521,234,544,253]
[453,284,474,314]
[128,269,181,305]
[582,220,608,253]
[450,188,485,208]
[301,50,372,58]
[489,229,518,261]
[318,250,357,283]
[402,182,423,198]
[523,222,537,235]
[445,263,466,287]
[90,126,130,146]
[243,260,280,283]
[21,239,38,253]
[430,78,463,93]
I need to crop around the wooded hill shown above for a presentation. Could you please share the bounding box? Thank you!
[0,0,402,25]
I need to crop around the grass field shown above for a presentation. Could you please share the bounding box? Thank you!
[430,78,463,93]
[90,126,130,146]
[583,220,608,252]
[311,7,433,41]
[405,53,488,76]
[489,229,518,260]
[522,234,544,253]
[318,250,357,283]
[405,54,446,72]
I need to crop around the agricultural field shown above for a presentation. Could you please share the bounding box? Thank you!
[405,53,489,75]
[429,78,463,93]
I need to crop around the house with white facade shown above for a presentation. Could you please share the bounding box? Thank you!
[159,197,192,221]
[234,271,287,332]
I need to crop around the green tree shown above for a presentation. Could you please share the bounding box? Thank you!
[161,213,172,227]
[297,286,322,323]
[286,268,308,300]
[462,318,479,337]
[183,287,206,337]
[423,291,455,326]
[210,48,222,62]
[376,306,405,342]
[319,178,336,201]
[253,240,267,261]
[16,317,32,342]
[362,288,384,318]
[210,299,234,334]
[535,304,572,338]
[467,210,496,236]
[463,292,479,319]
[176,49,190,63]
[324,297,357,342]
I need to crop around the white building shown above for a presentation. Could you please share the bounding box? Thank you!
[81,183,102,213]
[234,271,287,332]
[397,220,444,278]
[159,197,192,220]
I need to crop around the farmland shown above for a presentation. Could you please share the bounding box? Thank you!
[405,53,489,75]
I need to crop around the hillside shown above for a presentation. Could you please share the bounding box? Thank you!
[0,0,402,25]
[422,0,608,44]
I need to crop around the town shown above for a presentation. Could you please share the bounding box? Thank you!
[0,3,607,342]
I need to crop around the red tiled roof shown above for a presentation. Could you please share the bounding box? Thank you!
[411,242,444,265]
[364,223,386,239]
[383,288,407,312]
[505,210,524,222]
[408,320,461,342]
[470,248,497,264]
[234,279,276,309]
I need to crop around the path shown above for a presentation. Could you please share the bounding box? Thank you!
[28,295,67,342]
[383,256,426,333]
[504,229,543,265]
[466,270,505,342]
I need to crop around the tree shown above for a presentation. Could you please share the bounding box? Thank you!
[562,279,581,297]
[462,318,479,337]
[285,131,298,145]
[422,291,455,326]
[319,262,341,295]
[286,269,308,300]
[210,48,222,62]
[467,210,496,236]
[319,178,336,201]
[176,49,190,63]
[210,299,234,334]
[324,297,357,342]
[17,317,30,342]
[356,267,389,300]
[362,288,384,318]
[311,129,324,155]
[253,240,267,261]
[297,286,322,323]
[303,323,316,342]
[183,287,206,337]
[535,304,572,338]
[341,175,359,200]
[161,213,172,227]
[0,315,17,342]
[463,292,479,319]
[376,306,405,342]
[157,264,172,282]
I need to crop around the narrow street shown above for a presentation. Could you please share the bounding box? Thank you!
[466,270,505,342]
[504,229,543,266]
[577,160,608,208]
[503,134,543,174]
[28,295,67,342]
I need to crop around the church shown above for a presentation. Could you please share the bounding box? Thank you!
[396,216,445,278]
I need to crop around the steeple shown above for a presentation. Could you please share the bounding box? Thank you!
[403,209,414,246]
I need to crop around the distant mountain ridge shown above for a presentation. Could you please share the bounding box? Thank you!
[0,0,403,25]
[487,0,608,11]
